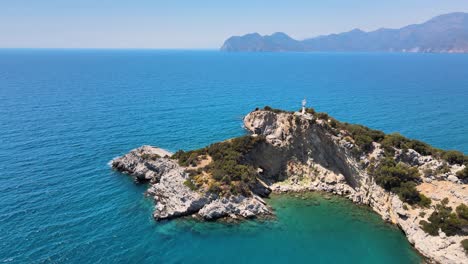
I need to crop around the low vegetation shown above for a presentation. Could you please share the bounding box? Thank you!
[456,167,468,180]
[420,198,468,237]
[262,105,292,114]
[315,112,329,121]
[173,135,266,196]
[462,239,468,253]
[443,150,466,165]
[141,153,161,160]
[331,112,467,165]
[369,157,431,206]
[378,134,467,165]
[304,107,316,115]
[183,179,198,191]
[339,123,385,153]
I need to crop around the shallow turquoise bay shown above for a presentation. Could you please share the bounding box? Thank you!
[150,193,421,263]
[1,50,467,263]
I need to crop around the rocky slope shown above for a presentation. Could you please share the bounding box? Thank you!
[111,145,271,221]
[111,109,467,263]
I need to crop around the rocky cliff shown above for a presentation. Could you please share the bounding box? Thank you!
[244,109,467,264]
[111,109,467,263]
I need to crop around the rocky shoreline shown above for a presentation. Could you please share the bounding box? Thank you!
[111,109,467,263]
[111,146,272,221]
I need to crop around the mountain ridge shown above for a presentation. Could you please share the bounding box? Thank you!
[221,12,468,53]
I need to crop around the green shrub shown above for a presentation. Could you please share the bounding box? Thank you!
[420,220,439,236]
[346,128,384,143]
[354,134,374,152]
[418,194,432,208]
[420,199,468,236]
[263,106,289,114]
[381,133,410,155]
[183,179,198,191]
[339,124,463,162]
[423,168,433,177]
[440,214,466,236]
[393,181,431,207]
[382,133,440,155]
[141,153,161,160]
[305,107,316,115]
[442,150,465,165]
[368,130,386,143]
[175,135,266,197]
[436,163,451,174]
[406,140,434,156]
[207,182,221,194]
[456,204,468,220]
[373,158,427,205]
[173,149,206,167]
[186,169,199,177]
[336,123,384,153]
[315,112,329,120]
[461,239,468,253]
[229,181,250,196]
[456,167,468,180]
[374,158,420,188]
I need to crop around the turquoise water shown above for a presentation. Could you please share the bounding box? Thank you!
[1,50,467,263]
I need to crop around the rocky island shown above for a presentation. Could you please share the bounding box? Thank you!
[111,106,468,263]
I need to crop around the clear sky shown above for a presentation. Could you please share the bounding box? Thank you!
[1,0,468,48]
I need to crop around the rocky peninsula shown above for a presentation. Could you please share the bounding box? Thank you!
[111,107,468,263]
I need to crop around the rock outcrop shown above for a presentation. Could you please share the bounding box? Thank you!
[111,146,271,221]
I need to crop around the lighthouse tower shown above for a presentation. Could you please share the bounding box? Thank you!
[301,98,307,115]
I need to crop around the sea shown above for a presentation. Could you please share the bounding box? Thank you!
[1,50,467,263]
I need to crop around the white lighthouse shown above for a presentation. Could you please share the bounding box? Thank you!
[301,98,307,115]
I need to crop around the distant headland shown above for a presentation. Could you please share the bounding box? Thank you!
[221,12,468,53]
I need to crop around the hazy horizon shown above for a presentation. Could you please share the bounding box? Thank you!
[1,1,468,49]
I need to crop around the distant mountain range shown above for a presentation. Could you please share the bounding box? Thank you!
[221,12,468,53]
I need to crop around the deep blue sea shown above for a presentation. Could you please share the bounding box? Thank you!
[1,50,468,263]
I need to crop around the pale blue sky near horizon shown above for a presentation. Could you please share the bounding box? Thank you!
[1,0,468,48]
